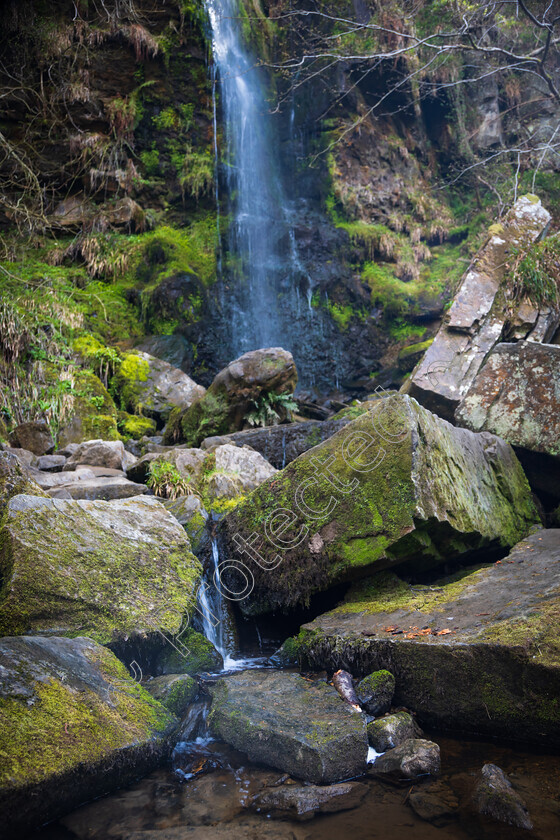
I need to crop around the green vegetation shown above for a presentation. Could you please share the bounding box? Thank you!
[505,236,560,310]
[147,459,194,500]
[244,392,298,428]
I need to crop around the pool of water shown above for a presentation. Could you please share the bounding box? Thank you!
[35,729,560,840]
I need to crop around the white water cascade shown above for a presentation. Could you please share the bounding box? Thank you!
[205,0,316,365]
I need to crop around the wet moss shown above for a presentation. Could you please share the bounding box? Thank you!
[113,353,150,414]
[118,411,157,439]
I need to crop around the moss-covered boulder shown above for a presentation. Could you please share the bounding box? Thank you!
[163,347,297,446]
[367,711,422,751]
[219,395,539,615]
[369,739,440,781]
[292,529,560,746]
[57,369,120,448]
[157,628,223,675]
[163,495,208,552]
[0,495,201,643]
[209,670,368,783]
[118,411,157,440]
[0,451,47,514]
[356,669,395,715]
[145,673,197,717]
[113,351,206,422]
[0,635,177,838]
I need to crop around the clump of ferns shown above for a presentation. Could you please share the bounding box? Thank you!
[505,236,560,311]
[147,458,195,500]
[244,392,298,428]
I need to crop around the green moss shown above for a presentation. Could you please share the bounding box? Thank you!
[0,645,174,789]
[160,628,222,674]
[118,411,157,439]
[112,353,150,414]
[163,390,230,446]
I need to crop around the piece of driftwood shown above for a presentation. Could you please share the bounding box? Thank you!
[332,669,362,712]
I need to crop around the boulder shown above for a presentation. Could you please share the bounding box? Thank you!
[36,454,67,472]
[0,495,201,643]
[0,451,47,514]
[127,447,207,484]
[473,763,533,830]
[3,447,37,468]
[367,711,423,751]
[157,628,223,675]
[209,444,277,497]
[9,420,54,455]
[135,335,193,372]
[163,347,297,446]
[250,780,368,821]
[407,196,552,421]
[54,476,148,501]
[163,495,207,551]
[56,368,120,448]
[65,439,128,471]
[456,341,560,501]
[369,739,440,780]
[291,529,560,746]
[219,395,538,615]
[357,669,395,715]
[29,466,96,489]
[0,635,176,838]
[201,416,352,469]
[145,674,197,717]
[209,670,368,783]
[113,351,206,422]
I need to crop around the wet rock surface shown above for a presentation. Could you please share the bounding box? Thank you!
[367,711,423,751]
[356,669,395,715]
[473,763,533,830]
[209,670,368,783]
[369,739,441,781]
[250,780,368,820]
[0,635,176,838]
[295,529,560,745]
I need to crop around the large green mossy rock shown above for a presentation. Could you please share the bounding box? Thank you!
[0,635,177,838]
[0,451,47,514]
[157,627,223,674]
[163,347,297,446]
[0,495,201,643]
[209,670,368,783]
[219,395,539,615]
[291,529,560,747]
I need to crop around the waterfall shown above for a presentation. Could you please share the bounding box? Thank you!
[205,0,319,373]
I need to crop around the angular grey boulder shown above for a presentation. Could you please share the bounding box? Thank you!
[210,670,368,783]
[65,439,128,471]
[369,738,440,780]
[116,350,206,421]
[367,711,422,751]
[473,763,533,830]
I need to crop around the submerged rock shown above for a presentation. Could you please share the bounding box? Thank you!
[0,495,201,643]
[163,347,297,446]
[291,528,560,746]
[209,670,368,783]
[367,711,423,751]
[219,394,538,615]
[0,635,176,838]
[250,780,368,821]
[409,780,459,822]
[369,738,440,780]
[473,763,533,830]
[357,669,395,715]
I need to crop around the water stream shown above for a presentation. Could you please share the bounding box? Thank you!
[206,0,319,379]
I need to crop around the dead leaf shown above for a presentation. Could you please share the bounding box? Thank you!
[436,629,452,635]
[384,626,397,632]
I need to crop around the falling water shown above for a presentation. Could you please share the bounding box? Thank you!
[206,0,318,369]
